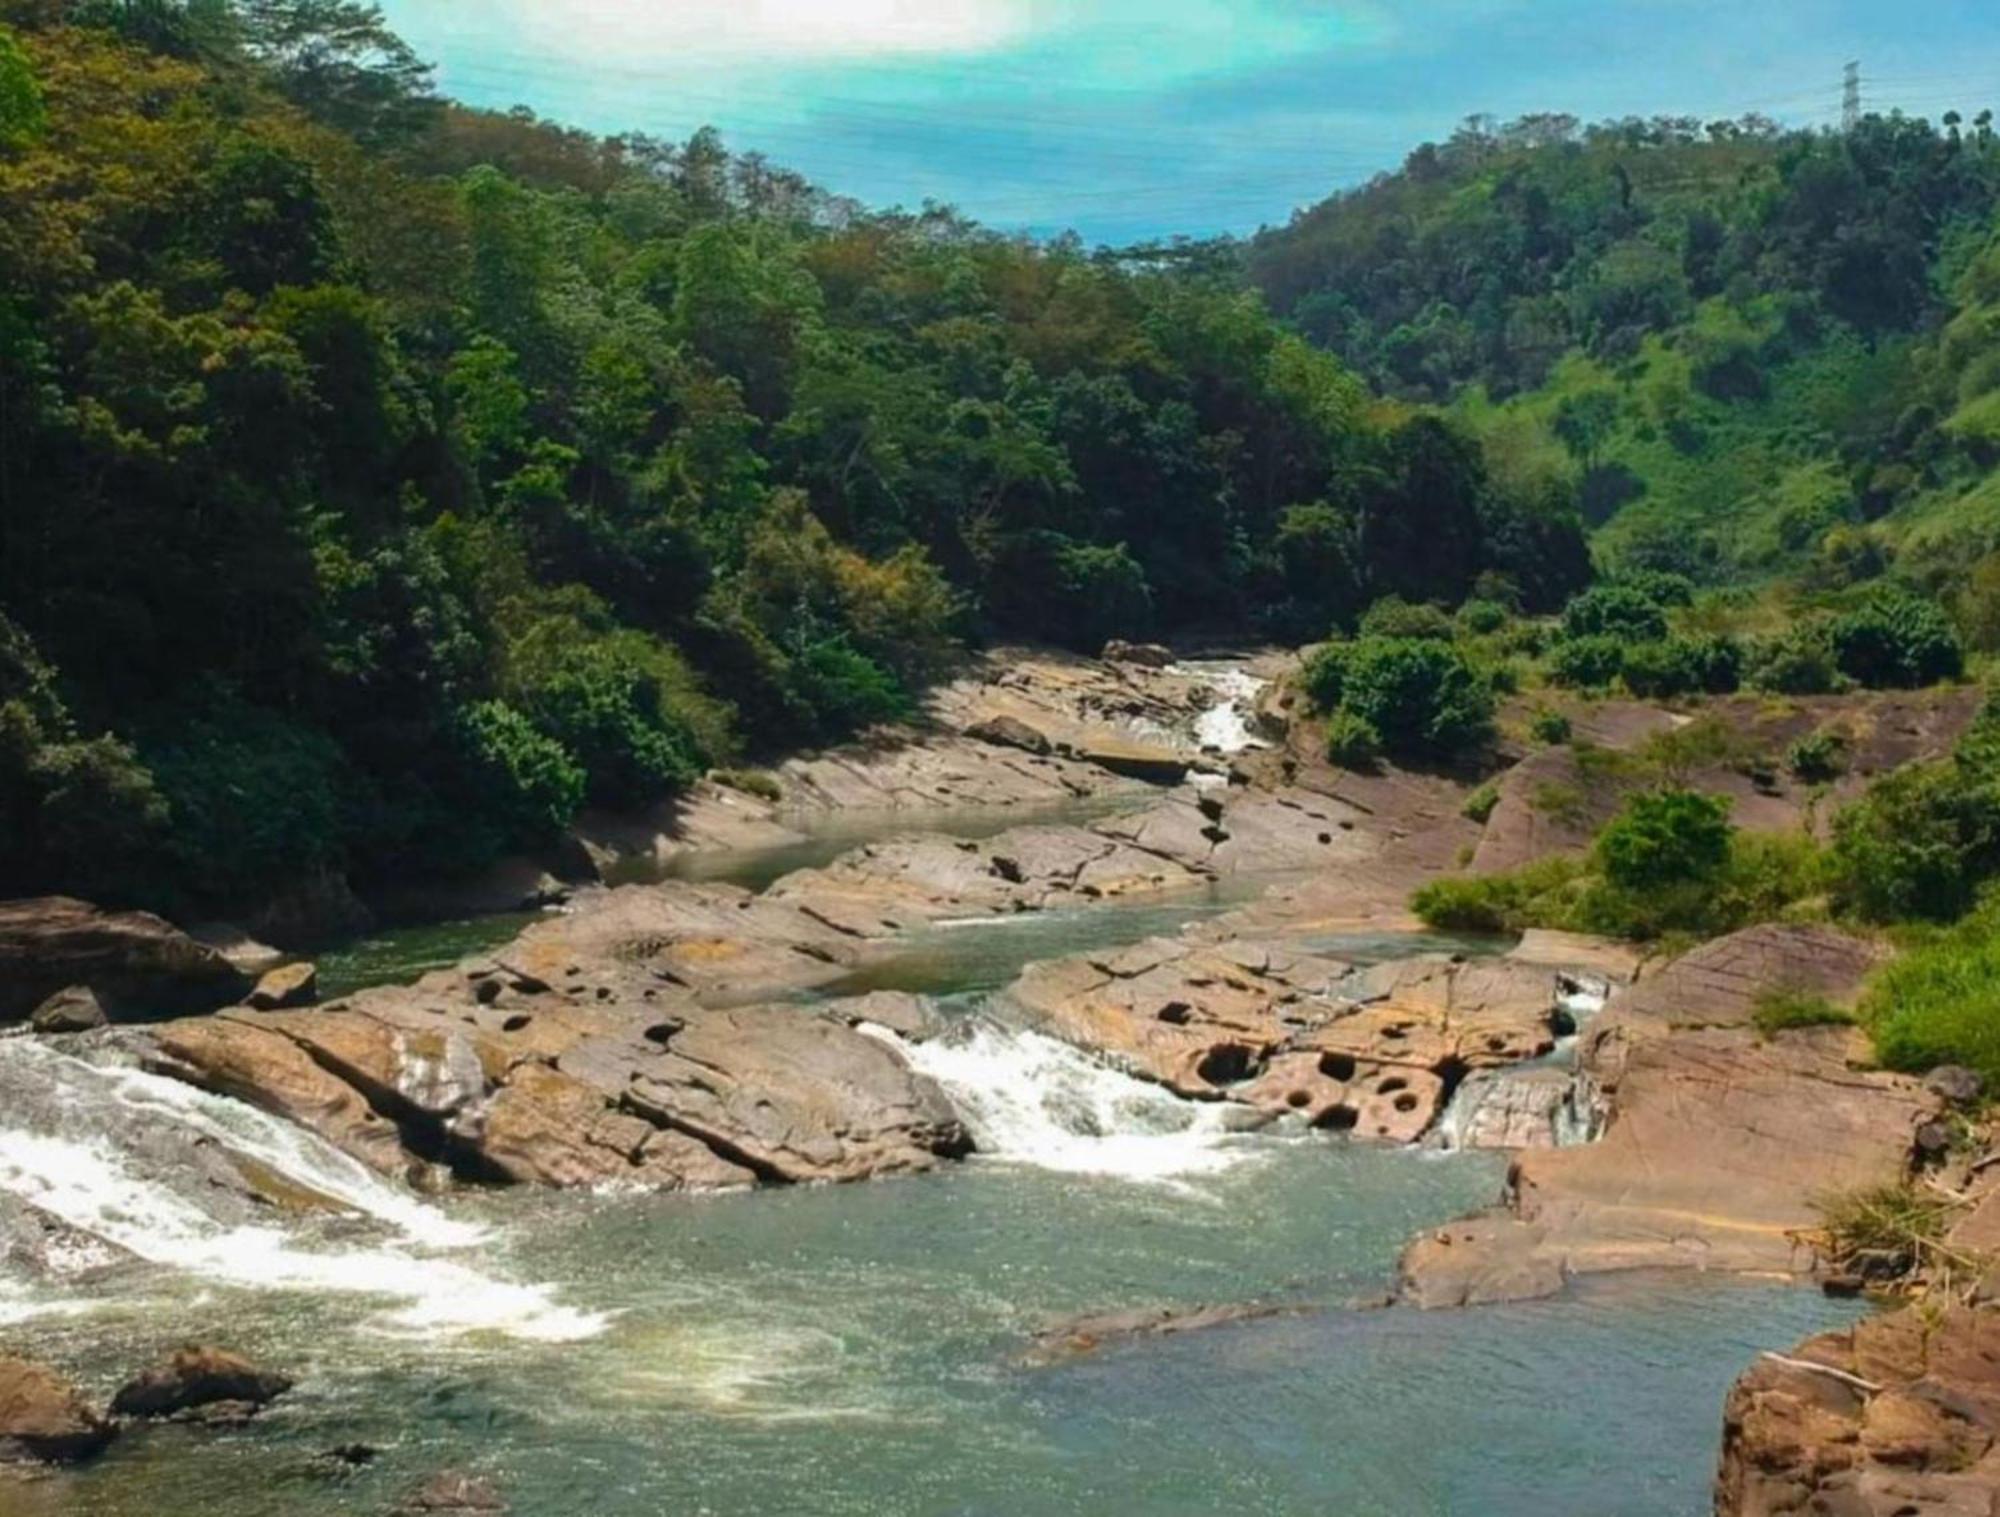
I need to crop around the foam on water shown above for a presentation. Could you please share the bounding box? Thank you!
[0,1041,602,1342]
[865,1019,1267,1184]
[1171,662,1271,756]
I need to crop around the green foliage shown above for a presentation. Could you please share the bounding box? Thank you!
[1359,596,1456,641]
[1620,634,1743,698]
[1298,642,1352,713]
[1594,788,1733,892]
[458,700,585,850]
[1787,729,1849,784]
[1456,598,1509,636]
[1333,638,1495,759]
[1861,895,2000,1086]
[1530,708,1573,745]
[1828,591,1965,689]
[1563,584,1670,643]
[1547,635,1627,689]
[0,24,46,148]
[1323,709,1382,769]
[1413,856,1585,935]
[1751,986,1852,1038]
[1747,622,1845,694]
[1461,782,1500,824]
[712,768,781,802]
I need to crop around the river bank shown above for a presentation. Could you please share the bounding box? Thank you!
[1,644,1991,1514]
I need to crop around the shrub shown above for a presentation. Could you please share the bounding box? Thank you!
[1324,709,1382,768]
[1612,570,1696,608]
[459,700,585,847]
[1359,596,1456,641]
[1747,622,1844,695]
[1787,729,1848,784]
[1861,897,2000,1087]
[1751,986,1852,1038]
[1412,856,1585,934]
[1548,635,1627,689]
[1829,591,1964,689]
[1621,635,1742,698]
[1298,641,1352,713]
[1462,782,1500,823]
[1336,638,1495,758]
[1594,788,1733,892]
[1829,761,2000,923]
[1530,709,1573,745]
[1457,598,1509,636]
[1562,584,1670,643]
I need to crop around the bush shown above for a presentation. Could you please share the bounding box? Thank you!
[1530,709,1573,745]
[1562,584,1670,643]
[1747,622,1844,695]
[1620,635,1743,698]
[1787,729,1848,784]
[459,700,585,848]
[1359,596,1456,641]
[1829,590,1964,689]
[1324,709,1382,769]
[1462,782,1500,823]
[1612,570,1696,609]
[1336,637,1495,758]
[1457,598,1509,636]
[1829,760,2000,922]
[783,631,910,738]
[1594,788,1733,892]
[1548,635,1627,689]
[1412,855,1584,934]
[1299,641,1352,713]
[1862,897,2000,1087]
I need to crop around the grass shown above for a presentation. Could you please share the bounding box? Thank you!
[1462,782,1500,824]
[1750,985,1853,1038]
[1860,897,2000,1090]
[1810,1181,1970,1286]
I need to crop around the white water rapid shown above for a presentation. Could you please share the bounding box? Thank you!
[1171,661,1271,756]
[1429,976,1613,1153]
[0,1037,602,1342]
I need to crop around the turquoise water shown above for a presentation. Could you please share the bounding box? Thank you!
[22,1145,1862,1517]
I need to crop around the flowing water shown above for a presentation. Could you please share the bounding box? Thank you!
[0,670,1869,1513]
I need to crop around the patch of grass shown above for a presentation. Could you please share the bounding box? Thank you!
[1412,855,1586,934]
[1462,782,1501,824]
[1530,781,1590,827]
[1811,1181,1964,1284]
[1751,985,1853,1038]
[1860,894,2000,1089]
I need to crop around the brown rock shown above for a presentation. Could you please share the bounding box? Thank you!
[963,714,1052,756]
[1102,640,1176,668]
[244,961,318,1011]
[0,1358,115,1465]
[1073,738,1189,785]
[1017,1302,1300,1367]
[397,1471,508,1513]
[0,897,248,1022]
[111,1345,292,1419]
[29,985,108,1034]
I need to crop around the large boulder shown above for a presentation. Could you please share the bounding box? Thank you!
[0,1358,115,1464]
[29,985,109,1035]
[1716,1305,2000,1516]
[962,714,1052,756]
[0,897,249,1023]
[111,1345,292,1420]
[243,961,317,1011]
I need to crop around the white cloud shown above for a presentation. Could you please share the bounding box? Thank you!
[496,0,1032,63]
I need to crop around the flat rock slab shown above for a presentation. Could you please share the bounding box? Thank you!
[1717,1305,2000,1517]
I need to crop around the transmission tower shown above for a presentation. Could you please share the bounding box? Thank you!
[1842,61,1862,131]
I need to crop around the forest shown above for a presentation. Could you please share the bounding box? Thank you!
[3,0,1999,936]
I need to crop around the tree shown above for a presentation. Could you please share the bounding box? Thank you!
[236,0,438,145]
[0,24,45,150]
[1334,638,1494,759]
[1595,789,1733,892]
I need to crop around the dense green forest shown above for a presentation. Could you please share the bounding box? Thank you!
[0,1,1585,927]
[6,1,2000,941]
[1247,111,2000,587]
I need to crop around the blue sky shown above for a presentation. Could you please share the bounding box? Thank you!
[380,1,2000,243]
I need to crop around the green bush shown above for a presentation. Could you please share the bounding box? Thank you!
[1462,782,1500,823]
[1747,622,1844,695]
[1829,590,1965,689]
[1298,641,1353,713]
[1562,584,1670,643]
[1861,897,2000,1086]
[1324,709,1382,768]
[1829,760,2000,922]
[459,700,585,848]
[1787,729,1849,784]
[1457,598,1509,636]
[1359,596,1456,641]
[1751,986,1852,1038]
[1612,571,1696,609]
[783,631,911,738]
[1548,635,1627,689]
[1530,709,1573,745]
[1594,788,1733,892]
[1412,855,1585,934]
[1620,635,1743,698]
[1336,637,1495,758]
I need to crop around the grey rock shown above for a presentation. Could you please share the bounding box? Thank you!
[29,986,109,1035]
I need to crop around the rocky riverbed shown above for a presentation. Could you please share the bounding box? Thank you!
[2,645,1995,1514]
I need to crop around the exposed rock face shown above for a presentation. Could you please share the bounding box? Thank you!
[1716,1306,2000,1517]
[1398,925,1933,1308]
[1009,939,1595,1144]
[0,1359,115,1464]
[28,986,108,1035]
[963,714,1053,756]
[1101,639,1176,668]
[244,961,317,1011]
[111,1346,292,1419]
[0,897,249,1022]
[141,953,970,1190]
[397,1472,508,1514]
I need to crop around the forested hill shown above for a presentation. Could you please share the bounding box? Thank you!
[1244,112,2000,584]
[0,3,1586,928]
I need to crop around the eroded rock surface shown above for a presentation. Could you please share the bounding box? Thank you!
[1717,1306,2000,1517]
[1398,925,1932,1308]
[0,897,248,1022]
[0,1359,114,1465]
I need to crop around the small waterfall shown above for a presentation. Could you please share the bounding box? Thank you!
[1172,662,1271,756]
[861,1019,1268,1184]
[0,1037,601,1342]
[1431,976,1613,1153]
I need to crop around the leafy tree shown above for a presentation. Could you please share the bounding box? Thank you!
[1333,638,1494,759]
[0,23,45,149]
[1594,788,1733,892]
[1828,591,1964,689]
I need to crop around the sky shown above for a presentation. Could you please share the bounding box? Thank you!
[379,0,2000,244]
